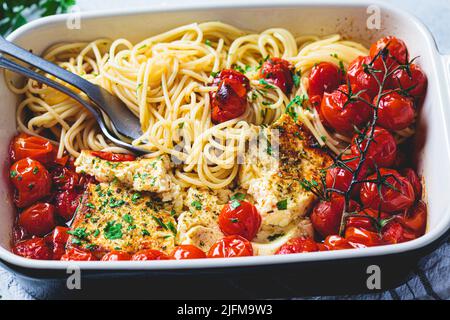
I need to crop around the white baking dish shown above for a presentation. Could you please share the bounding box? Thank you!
[1,0,449,272]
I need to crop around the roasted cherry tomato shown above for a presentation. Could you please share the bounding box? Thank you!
[396,200,427,237]
[351,126,397,169]
[91,151,136,162]
[18,203,56,237]
[260,57,294,94]
[347,56,385,99]
[326,154,368,196]
[51,166,80,191]
[10,133,54,163]
[344,227,382,247]
[101,250,132,261]
[390,64,427,99]
[170,245,206,260]
[12,238,52,260]
[382,221,415,244]
[44,226,69,260]
[218,200,261,241]
[131,249,170,261]
[207,235,253,258]
[210,69,250,124]
[376,91,415,131]
[275,237,319,255]
[370,36,408,68]
[346,208,390,232]
[401,168,422,200]
[10,158,51,208]
[323,235,354,250]
[54,189,81,222]
[61,247,97,261]
[310,195,360,237]
[309,94,323,112]
[360,168,415,213]
[320,84,372,134]
[307,62,343,97]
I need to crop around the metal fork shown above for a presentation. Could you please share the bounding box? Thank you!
[0,55,146,155]
[0,35,143,143]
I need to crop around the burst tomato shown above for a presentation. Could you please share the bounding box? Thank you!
[320,84,372,134]
[400,168,422,200]
[396,200,427,237]
[12,238,52,260]
[307,62,343,97]
[10,133,55,163]
[275,237,319,255]
[390,64,427,99]
[344,227,383,247]
[51,166,81,191]
[131,249,170,261]
[382,221,416,244]
[375,91,415,131]
[18,203,56,237]
[370,36,408,68]
[347,56,385,99]
[91,151,136,162]
[360,168,415,213]
[208,235,253,258]
[218,200,261,241]
[260,57,294,94]
[346,209,390,232]
[326,154,368,195]
[44,226,70,260]
[61,247,97,261]
[310,195,360,237]
[210,69,250,124]
[54,189,81,222]
[101,250,132,261]
[323,235,354,250]
[351,126,397,169]
[10,158,51,208]
[170,245,206,260]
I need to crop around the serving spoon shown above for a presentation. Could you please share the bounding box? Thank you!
[0,35,143,143]
[0,55,146,155]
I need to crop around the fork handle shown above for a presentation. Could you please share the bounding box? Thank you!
[0,56,145,155]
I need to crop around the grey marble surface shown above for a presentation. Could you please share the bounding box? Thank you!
[1,0,449,300]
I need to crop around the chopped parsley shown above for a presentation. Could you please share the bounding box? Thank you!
[141,229,150,236]
[131,192,141,204]
[205,39,212,47]
[191,200,203,210]
[103,221,123,240]
[85,203,96,209]
[122,214,133,224]
[276,199,288,210]
[32,166,39,174]
[10,170,17,178]
[230,199,241,209]
[259,78,275,89]
[109,198,125,208]
[230,193,245,201]
[293,72,300,87]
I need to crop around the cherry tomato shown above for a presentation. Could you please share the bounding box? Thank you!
[360,168,415,213]
[370,36,408,68]
[18,203,56,237]
[382,221,415,244]
[307,62,343,97]
[376,91,415,131]
[101,250,132,261]
[390,64,427,99]
[260,57,294,94]
[131,249,170,261]
[170,245,206,260]
[61,248,97,261]
[323,235,354,250]
[396,200,427,237]
[218,200,261,241]
[275,237,319,255]
[91,151,136,162]
[346,208,390,232]
[309,94,322,112]
[10,158,51,208]
[400,168,422,200]
[347,56,385,99]
[310,195,360,237]
[51,166,81,191]
[207,235,253,258]
[10,133,54,163]
[351,126,397,169]
[54,189,81,222]
[320,84,372,134]
[344,227,382,247]
[44,226,69,260]
[12,238,52,260]
[326,154,368,196]
[210,69,250,124]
